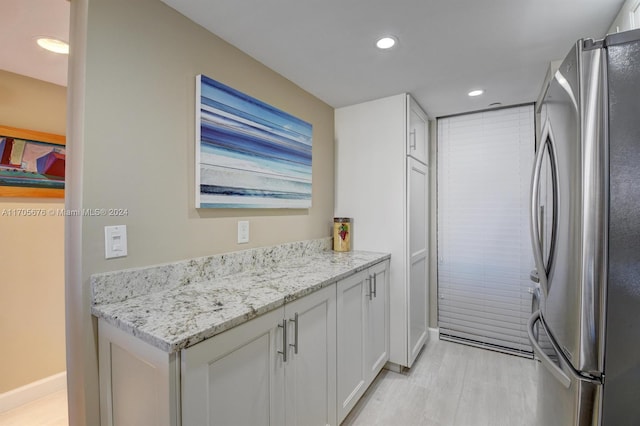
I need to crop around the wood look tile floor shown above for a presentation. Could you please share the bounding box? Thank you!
[343,338,538,426]
[0,389,68,426]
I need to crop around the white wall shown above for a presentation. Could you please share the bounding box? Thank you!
[67,0,335,423]
[608,0,640,33]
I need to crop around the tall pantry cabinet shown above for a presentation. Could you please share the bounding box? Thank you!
[335,93,429,368]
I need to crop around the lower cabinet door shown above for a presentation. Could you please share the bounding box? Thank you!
[181,307,285,426]
[366,260,390,382]
[336,270,368,423]
[408,255,428,366]
[284,285,337,426]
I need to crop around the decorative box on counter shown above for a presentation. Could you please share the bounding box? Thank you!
[333,217,351,252]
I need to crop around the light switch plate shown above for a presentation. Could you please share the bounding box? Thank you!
[237,220,249,244]
[105,225,128,259]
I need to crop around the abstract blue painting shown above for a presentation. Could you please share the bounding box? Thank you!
[196,75,313,208]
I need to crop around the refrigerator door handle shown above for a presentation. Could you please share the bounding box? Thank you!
[527,311,571,389]
[530,120,559,297]
[530,134,549,296]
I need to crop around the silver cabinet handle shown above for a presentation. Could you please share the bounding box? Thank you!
[410,129,417,150]
[372,273,377,298]
[289,313,299,354]
[278,319,288,362]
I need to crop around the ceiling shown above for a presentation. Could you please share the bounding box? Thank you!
[0,0,69,87]
[1,0,624,118]
[160,0,623,117]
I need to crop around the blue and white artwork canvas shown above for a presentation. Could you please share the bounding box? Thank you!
[196,75,313,208]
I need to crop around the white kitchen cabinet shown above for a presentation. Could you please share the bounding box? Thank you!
[336,270,367,421]
[97,255,394,425]
[407,95,429,165]
[182,284,336,426]
[98,284,337,426]
[181,307,285,426]
[283,285,337,426]
[98,320,181,426]
[408,157,429,364]
[366,260,390,379]
[336,260,390,423]
[335,93,430,368]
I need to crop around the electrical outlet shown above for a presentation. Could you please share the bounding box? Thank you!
[238,221,249,244]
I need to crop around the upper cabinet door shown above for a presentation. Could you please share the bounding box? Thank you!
[407,95,429,164]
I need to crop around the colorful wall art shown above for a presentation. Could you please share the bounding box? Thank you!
[0,126,66,198]
[196,75,312,208]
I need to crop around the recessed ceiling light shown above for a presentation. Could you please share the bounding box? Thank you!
[376,36,397,49]
[468,89,484,97]
[36,37,69,55]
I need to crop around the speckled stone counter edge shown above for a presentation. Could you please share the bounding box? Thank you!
[91,237,332,306]
[90,239,390,353]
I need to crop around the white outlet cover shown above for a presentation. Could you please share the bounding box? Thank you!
[105,225,128,259]
[238,221,249,244]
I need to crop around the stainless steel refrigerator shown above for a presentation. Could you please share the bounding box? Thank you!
[528,29,640,425]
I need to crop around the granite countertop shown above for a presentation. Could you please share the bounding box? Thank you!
[91,249,389,353]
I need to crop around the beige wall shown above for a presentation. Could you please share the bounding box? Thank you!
[0,70,66,393]
[68,0,334,423]
[0,70,67,135]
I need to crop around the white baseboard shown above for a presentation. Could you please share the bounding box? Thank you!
[0,371,67,413]
[428,327,440,341]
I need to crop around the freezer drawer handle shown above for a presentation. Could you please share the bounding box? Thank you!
[527,311,571,389]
